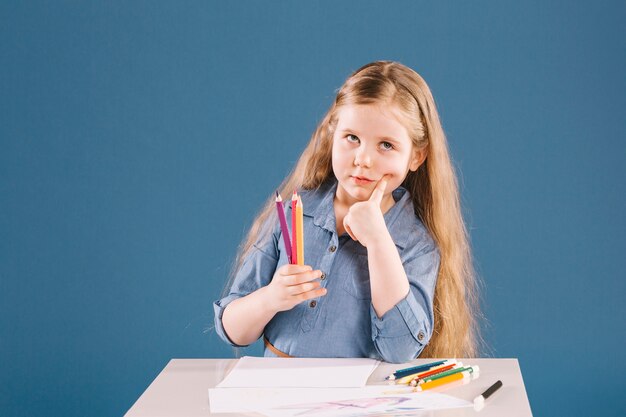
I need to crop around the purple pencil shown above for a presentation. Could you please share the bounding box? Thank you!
[275,191,293,264]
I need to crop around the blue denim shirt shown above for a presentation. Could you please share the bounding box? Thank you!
[213,179,440,363]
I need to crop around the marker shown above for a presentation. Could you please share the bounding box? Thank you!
[414,370,470,391]
[386,359,452,380]
[398,363,461,385]
[415,365,479,386]
[473,380,503,407]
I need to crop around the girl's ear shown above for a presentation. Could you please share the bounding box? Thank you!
[409,147,427,171]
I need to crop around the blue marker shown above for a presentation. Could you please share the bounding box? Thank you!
[386,359,453,380]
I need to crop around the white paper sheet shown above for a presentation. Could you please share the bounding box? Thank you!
[216,356,380,388]
[209,385,471,416]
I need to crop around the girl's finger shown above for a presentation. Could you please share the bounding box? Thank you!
[296,287,328,302]
[286,269,322,286]
[289,281,320,295]
[368,174,390,204]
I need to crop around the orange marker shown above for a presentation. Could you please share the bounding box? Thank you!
[415,370,470,391]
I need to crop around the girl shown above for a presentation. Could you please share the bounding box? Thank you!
[213,61,480,363]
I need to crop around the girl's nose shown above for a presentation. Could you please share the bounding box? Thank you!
[354,148,372,168]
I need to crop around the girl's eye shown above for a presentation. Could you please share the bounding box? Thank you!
[346,134,360,143]
[380,141,394,151]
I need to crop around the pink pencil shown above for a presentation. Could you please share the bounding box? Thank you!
[275,191,292,264]
[291,190,298,265]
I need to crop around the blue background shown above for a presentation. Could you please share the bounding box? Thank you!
[1,1,624,416]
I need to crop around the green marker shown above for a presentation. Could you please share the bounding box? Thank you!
[418,365,479,385]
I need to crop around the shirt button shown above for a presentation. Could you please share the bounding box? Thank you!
[320,272,326,280]
[417,331,425,342]
[309,300,317,308]
[329,245,337,253]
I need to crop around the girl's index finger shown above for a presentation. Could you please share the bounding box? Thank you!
[287,269,322,286]
[369,174,390,204]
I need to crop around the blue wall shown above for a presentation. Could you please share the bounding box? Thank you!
[1,1,624,416]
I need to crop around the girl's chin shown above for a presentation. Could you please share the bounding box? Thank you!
[338,183,371,201]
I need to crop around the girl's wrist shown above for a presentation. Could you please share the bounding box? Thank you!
[366,229,394,251]
[257,285,280,317]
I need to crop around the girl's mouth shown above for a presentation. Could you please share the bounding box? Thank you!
[351,176,374,185]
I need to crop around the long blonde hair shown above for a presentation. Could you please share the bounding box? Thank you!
[226,61,481,358]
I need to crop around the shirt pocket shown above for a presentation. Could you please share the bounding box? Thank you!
[342,253,371,300]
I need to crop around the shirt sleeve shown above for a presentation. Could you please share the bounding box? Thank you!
[213,224,281,347]
[370,240,440,363]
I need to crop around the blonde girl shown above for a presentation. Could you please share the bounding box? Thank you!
[214,61,480,362]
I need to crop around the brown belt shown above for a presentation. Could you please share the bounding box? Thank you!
[263,336,293,358]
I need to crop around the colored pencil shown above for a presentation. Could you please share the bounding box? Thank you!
[386,359,451,380]
[275,191,292,264]
[415,370,470,392]
[291,191,298,265]
[296,196,304,265]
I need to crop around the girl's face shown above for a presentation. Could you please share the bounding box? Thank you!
[331,103,426,208]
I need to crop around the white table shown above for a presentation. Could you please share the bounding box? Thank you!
[125,358,533,416]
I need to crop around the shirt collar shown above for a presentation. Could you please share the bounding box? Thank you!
[300,178,415,250]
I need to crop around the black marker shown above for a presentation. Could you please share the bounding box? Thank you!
[473,380,503,407]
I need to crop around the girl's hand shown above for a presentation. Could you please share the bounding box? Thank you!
[264,264,327,313]
[343,175,391,247]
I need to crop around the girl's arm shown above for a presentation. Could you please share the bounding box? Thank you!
[366,231,410,317]
[221,286,276,346]
[342,177,438,362]
[369,241,439,363]
[342,176,410,316]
